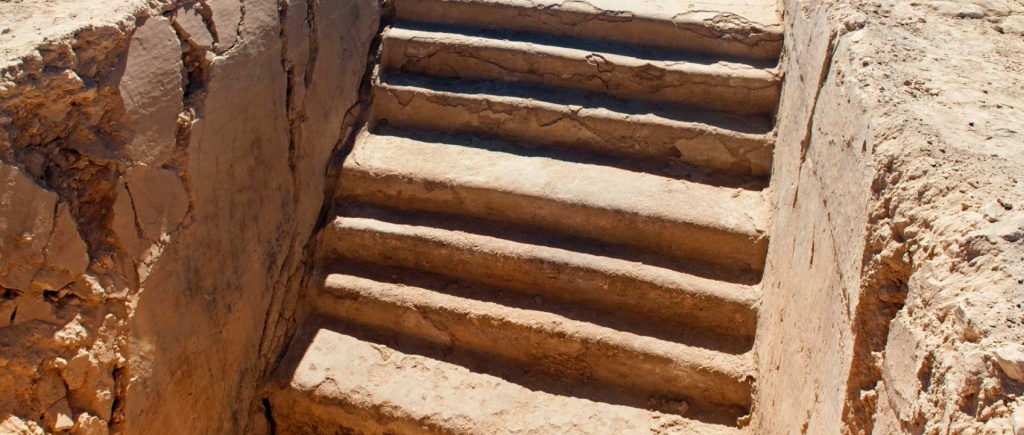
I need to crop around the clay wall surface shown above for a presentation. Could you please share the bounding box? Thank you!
[756,0,1024,433]
[0,0,379,433]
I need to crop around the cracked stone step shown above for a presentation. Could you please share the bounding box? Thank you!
[374,73,775,177]
[268,324,745,434]
[392,0,783,60]
[380,25,781,114]
[310,273,753,418]
[321,211,760,339]
[339,129,769,273]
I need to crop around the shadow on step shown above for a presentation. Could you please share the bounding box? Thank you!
[371,125,769,191]
[394,21,781,69]
[339,202,763,286]
[281,316,747,428]
[325,260,754,355]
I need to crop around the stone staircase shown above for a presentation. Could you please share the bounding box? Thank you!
[264,0,782,432]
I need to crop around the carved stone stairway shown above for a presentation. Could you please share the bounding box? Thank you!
[264,0,782,432]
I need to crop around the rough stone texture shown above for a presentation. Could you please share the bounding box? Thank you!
[755,0,1024,432]
[0,0,378,432]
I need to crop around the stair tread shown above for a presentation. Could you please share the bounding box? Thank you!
[381,25,780,113]
[345,130,766,238]
[378,72,775,134]
[314,273,753,411]
[341,129,769,271]
[323,210,760,338]
[393,0,783,60]
[270,323,745,434]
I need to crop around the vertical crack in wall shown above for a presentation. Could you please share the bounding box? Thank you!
[841,156,913,435]
[249,5,393,431]
[167,4,213,235]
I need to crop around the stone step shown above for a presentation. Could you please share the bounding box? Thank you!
[339,130,769,273]
[269,324,746,433]
[373,73,774,177]
[321,209,760,339]
[307,273,753,418]
[391,0,783,60]
[380,25,781,114]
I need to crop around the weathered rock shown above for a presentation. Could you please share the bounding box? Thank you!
[120,16,184,166]
[208,0,242,54]
[0,163,57,291]
[994,344,1024,382]
[172,5,215,50]
[928,0,989,18]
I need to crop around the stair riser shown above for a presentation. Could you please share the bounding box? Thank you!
[392,0,783,60]
[374,84,774,178]
[313,277,753,410]
[380,32,780,114]
[323,219,758,338]
[340,168,767,274]
[270,326,745,434]
[269,388,434,435]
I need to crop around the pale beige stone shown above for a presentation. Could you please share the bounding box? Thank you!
[172,5,215,50]
[119,16,184,166]
[124,167,188,241]
[0,164,57,291]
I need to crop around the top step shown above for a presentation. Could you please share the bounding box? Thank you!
[392,0,784,61]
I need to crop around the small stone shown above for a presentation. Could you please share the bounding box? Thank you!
[998,16,1024,35]
[927,1,988,18]
[995,344,1024,382]
[844,13,868,30]
[45,399,75,432]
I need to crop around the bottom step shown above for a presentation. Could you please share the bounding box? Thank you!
[267,322,742,435]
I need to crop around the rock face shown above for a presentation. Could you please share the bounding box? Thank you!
[0,0,379,433]
[755,0,1024,433]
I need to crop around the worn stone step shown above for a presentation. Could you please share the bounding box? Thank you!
[374,73,774,177]
[339,130,769,273]
[380,25,781,114]
[268,322,747,433]
[321,210,759,339]
[392,0,783,60]
[310,273,753,415]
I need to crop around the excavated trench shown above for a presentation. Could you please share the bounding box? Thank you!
[3,0,1022,433]
[262,0,792,433]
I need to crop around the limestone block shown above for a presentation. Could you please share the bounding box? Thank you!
[0,164,57,291]
[125,166,188,242]
[111,180,149,261]
[1012,406,1024,435]
[44,398,75,432]
[998,16,1024,35]
[119,16,184,166]
[994,344,1024,382]
[881,316,928,424]
[209,0,242,54]
[927,1,989,18]
[172,4,215,50]
[33,204,89,292]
